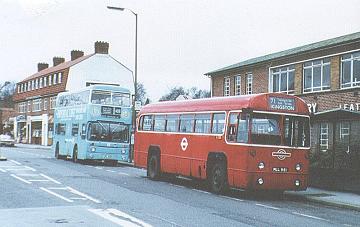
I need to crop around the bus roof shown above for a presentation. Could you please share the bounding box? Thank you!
[140,93,309,115]
[58,84,130,97]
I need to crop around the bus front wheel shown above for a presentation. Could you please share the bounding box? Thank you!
[208,162,228,194]
[73,146,78,163]
[147,154,160,180]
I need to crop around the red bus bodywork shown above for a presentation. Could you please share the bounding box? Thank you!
[134,93,310,191]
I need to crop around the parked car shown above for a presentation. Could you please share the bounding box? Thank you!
[0,134,15,147]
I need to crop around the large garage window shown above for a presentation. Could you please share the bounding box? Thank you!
[341,52,360,88]
[303,58,331,93]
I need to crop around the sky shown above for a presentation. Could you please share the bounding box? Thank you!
[1,0,360,101]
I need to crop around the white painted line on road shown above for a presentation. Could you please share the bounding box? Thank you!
[10,174,32,184]
[0,168,6,173]
[95,167,103,170]
[169,184,186,189]
[292,212,328,221]
[39,174,62,184]
[219,195,244,202]
[66,186,101,203]
[106,170,116,173]
[255,203,280,210]
[343,224,352,227]
[192,189,210,194]
[9,160,21,165]
[24,165,37,171]
[40,187,74,203]
[29,179,52,182]
[118,172,130,176]
[16,173,39,176]
[89,208,153,227]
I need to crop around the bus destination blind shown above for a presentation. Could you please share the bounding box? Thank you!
[269,97,295,111]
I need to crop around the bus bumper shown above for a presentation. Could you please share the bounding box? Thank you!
[246,172,308,191]
[86,153,130,162]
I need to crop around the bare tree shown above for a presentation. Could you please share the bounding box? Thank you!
[159,86,210,101]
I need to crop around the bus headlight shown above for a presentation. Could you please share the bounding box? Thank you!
[90,146,96,152]
[257,178,264,185]
[295,163,301,171]
[258,162,265,170]
[121,150,126,154]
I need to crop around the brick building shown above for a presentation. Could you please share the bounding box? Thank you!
[13,41,134,146]
[205,32,360,190]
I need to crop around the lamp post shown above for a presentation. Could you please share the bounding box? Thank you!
[107,6,138,162]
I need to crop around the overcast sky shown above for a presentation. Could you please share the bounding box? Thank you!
[1,0,360,101]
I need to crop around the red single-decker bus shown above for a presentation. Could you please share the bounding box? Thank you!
[134,93,310,193]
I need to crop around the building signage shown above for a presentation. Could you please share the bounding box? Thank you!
[101,106,114,115]
[307,103,317,114]
[339,103,360,111]
[269,97,295,111]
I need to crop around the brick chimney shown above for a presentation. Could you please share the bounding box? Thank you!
[53,57,65,66]
[94,41,109,54]
[71,50,84,61]
[37,63,49,72]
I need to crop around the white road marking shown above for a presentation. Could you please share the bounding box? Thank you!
[192,189,210,194]
[9,160,21,165]
[106,170,116,173]
[40,187,74,203]
[39,174,62,184]
[118,172,130,176]
[66,186,101,203]
[219,195,244,202]
[169,184,186,189]
[95,167,103,170]
[292,212,327,221]
[10,174,32,184]
[89,208,153,227]
[24,166,37,171]
[29,179,52,182]
[255,203,280,210]
[0,168,6,173]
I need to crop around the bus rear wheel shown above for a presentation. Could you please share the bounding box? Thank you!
[147,154,160,180]
[208,162,228,194]
[73,146,78,163]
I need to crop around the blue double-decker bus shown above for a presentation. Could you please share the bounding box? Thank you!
[53,85,132,164]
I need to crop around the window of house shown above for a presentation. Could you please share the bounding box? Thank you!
[28,81,31,91]
[341,52,360,88]
[224,77,230,96]
[35,79,39,89]
[17,85,20,93]
[39,78,43,88]
[246,73,253,94]
[211,113,225,134]
[18,102,26,113]
[53,74,57,85]
[340,121,350,141]
[31,81,35,90]
[50,96,57,109]
[320,123,329,151]
[179,114,195,133]
[153,115,166,132]
[43,98,48,110]
[32,99,42,112]
[24,83,27,92]
[49,75,52,86]
[303,58,330,93]
[58,72,62,84]
[271,65,295,94]
[27,101,31,112]
[194,113,211,133]
[44,77,47,87]
[234,75,241,96]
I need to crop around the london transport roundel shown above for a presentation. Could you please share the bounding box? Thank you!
[180,137,188,151]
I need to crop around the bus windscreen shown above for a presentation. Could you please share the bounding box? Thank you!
[88,121,129,143]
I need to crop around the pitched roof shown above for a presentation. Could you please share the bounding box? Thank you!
[205,32,360,75]
[21,54,95,82]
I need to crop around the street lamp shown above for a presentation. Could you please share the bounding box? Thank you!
[107,6,138,162]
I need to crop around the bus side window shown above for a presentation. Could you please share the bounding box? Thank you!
[80,124,86,139]
[194,113,211,134]
[154,115,166,132]
[211,113,225,134]
[166,115,179,132]
[179,114,195,133]
[237,114,249,143]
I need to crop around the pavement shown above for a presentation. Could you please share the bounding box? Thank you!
[9,143,360,212]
